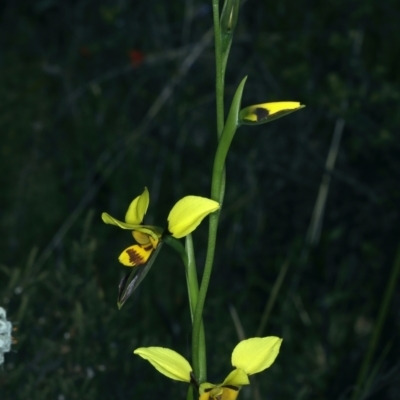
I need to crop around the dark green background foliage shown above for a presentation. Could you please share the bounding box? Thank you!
[1,0,399,399]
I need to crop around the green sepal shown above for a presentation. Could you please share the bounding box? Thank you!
[220,0,239,35]
[117,242,163,309]
[220,0,239,57]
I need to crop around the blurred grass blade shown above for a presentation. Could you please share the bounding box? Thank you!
[117,242,163,309]
[361,340,393,398]
[229,304,246,341]
[306,117,345,245]
[256,259,290,336]
[351,243,400,400]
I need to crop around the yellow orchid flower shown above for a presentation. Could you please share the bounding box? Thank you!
[134,336,282,400]
[239,101,305,125]
[198,369,249,400]
[102,187,219,267]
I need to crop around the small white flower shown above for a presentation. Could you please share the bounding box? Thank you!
[0,307,12,365]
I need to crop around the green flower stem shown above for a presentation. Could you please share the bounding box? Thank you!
[351,242,400,400]
[192,71,245,384]
[192,210,221,384]
[185,235,207,382]
[165,235,207,382]
[185,234,199,321]
[192,2,228,383]
[192,0,239,384]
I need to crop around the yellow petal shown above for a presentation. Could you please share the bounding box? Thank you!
[136,226,163,242]
[132,231,151,245]
[199,382,217,394]
[221,368,249,386]
[220,387,240,400]
[125,187,150,224]
[118,244,153,267]
[131,231,161,248]
[102,212,162,241]
[102,212,143,229]
[239,102,304,125]
[134,347,192,382]
[167,196,220,238]
[231,337,282,375]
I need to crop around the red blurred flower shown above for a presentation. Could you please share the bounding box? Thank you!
[128,49,145,67]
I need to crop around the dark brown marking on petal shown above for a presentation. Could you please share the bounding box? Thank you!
[126,248,145,265]
[143,244,153,251]
[255,107,269,121]
[222,385,239,391]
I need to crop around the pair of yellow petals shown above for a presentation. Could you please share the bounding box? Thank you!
[101,188,220,267]
[134,336,282,400]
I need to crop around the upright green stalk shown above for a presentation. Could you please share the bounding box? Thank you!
[165,234,206,382]
[183,234,199,320]
[185,235,207,381]
[192,213,220,383]
[192,0,238,384]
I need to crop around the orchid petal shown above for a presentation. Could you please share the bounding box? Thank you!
[125,187,150,224]
[231,336,282,375]
[239,102,304,125]
[118,244,154,267]
[134,347,192,382]
[221,368,249,386]
[168,196,219,238]
[199,382,240,400]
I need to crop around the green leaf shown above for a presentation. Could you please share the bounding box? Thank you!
[212,76,247,198]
